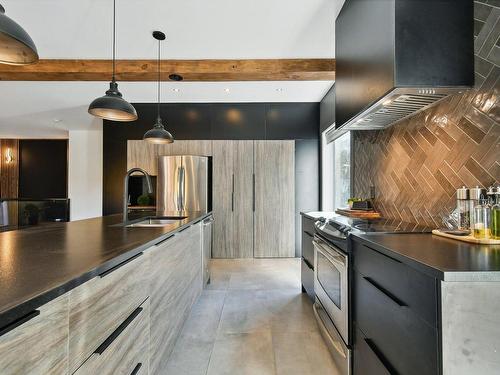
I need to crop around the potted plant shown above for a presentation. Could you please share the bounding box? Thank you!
[24,204,40,225]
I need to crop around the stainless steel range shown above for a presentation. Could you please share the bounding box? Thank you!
[312,215,431,374]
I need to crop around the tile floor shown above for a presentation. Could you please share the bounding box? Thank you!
[165,258,340,375]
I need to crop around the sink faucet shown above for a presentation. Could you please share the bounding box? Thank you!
[123,168,153,223]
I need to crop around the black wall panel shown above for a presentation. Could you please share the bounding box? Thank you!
[211,103,266,139]
[266,103,319,140]
[19,140,68,199]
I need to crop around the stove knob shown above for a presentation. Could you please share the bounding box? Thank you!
[317,217,327,223]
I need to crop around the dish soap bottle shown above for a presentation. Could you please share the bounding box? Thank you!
[473,198,491,239]
[491,187,500,240]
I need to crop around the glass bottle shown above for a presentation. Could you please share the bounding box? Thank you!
[473,198,491,239]
[491,187,500,240]
[456,187,470,231]
[469,186,486,231]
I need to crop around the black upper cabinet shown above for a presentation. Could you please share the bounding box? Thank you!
[266,103,319,140]
[320,85,335,133]
[162,104,212,140]
[211,103,266,140]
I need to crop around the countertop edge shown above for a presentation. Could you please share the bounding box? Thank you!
[0,212,212,328]
[351,233,445,280]
[351,233,500,282]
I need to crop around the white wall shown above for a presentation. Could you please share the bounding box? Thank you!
[68,126,103,221]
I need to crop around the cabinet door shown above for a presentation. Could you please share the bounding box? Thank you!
[254,141,295,258]
[127,140,158,175]
[69,253,150,373]
[0,294,69,375]
[233,141,254,258]
[212,140,235,258]
[149,224,202,374]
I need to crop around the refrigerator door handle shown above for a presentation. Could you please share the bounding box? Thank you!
[176,167,182,211]
[179,166,186,211]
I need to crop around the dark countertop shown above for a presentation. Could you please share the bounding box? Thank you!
[0,211,211,327]
[352,233,500,281]
[300,211,337,221]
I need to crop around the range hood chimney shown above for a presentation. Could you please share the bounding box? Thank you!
[332,0,474,139]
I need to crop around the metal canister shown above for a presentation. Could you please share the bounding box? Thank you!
[456,186,470,230]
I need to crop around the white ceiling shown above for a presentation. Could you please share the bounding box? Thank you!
[0,0,345,138]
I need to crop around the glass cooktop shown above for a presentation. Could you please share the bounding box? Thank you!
[329,216,432,234]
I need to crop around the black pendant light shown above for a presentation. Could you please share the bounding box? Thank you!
[143,31,174,144]
[88,0,137,122]
[0,4,38,65]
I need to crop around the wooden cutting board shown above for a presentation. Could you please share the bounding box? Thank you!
[432,230,500,245]
[335,208,381,219]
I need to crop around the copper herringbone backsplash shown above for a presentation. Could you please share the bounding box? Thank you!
[353,1,500,227]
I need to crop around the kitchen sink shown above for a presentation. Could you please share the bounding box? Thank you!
[124,216,188,228]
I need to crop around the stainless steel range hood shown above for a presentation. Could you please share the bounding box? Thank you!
[331,0,474,140]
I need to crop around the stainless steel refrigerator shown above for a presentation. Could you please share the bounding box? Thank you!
[157,155,210,213]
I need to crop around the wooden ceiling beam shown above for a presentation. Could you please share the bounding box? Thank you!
[0,59,335,81]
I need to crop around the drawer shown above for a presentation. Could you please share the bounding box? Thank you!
[301,258,314,300]
[354,271,439,375]
[301,230,314,265]
[352,240,437,327]
[0,294,69,375]
[69,251,150,373]
[354,327,391,375]
[74,298,150,375]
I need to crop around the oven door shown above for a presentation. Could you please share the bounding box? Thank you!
[313,235,349,344]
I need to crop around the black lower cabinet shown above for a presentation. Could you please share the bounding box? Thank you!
[352,239,440,375]
[354,326,392,375]
[301,258,314,300]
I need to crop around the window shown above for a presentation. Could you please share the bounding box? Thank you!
[321,131,351,211]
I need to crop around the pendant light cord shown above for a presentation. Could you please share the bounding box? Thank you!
[112,0,116,81]
[157,38,161,122]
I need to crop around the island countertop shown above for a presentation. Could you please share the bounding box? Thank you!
[0,211,211,328]
[352,232,500,281]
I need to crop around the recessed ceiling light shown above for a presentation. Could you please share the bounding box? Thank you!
[276,88,283,92]
[53,118,61,123]
[172,88,180,92]
[224,88,230,93]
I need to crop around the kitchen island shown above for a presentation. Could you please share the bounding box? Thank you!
[0,211,211,375]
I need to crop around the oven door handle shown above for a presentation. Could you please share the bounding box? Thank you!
[313,239,346,268]
[313,301,347,359]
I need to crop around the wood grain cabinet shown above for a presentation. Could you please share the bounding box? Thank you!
[68,252,150,373]
[73,298,150,375]
[212,140,254,258]
[149,222,203,375]
[253,140,295,258]
[0,294,69,375]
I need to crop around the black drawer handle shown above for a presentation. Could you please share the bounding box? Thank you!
[363,277,407,308]
[155,234,174,246]
[365,245,401,264]
[94,306,143,355]
[304,231,314,238]
[99,252,143,278]
[302,257,313,270]
[0,310,40,337]
[130,363,142,375]
[364,338,399,375]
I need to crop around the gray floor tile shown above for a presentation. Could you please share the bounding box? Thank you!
[165,336,213,375]
[273,331,340,375]
[207,331,276,375]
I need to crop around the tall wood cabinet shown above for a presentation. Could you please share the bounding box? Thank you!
[212,140,294,259]
[253,141,295,258]
[212,140,254,258]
